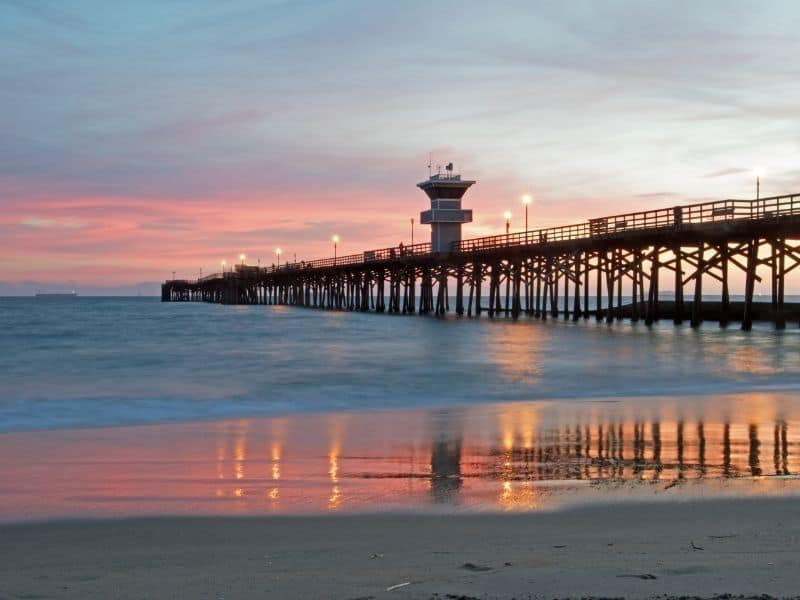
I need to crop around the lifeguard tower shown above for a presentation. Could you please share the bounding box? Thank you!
[418,163,474,253]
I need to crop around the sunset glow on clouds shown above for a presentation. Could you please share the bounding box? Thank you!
[2,1,799,292]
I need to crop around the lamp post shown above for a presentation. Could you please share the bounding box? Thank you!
[275,248,282,270]
[504,210,512,235]
[753,167,764,201]
[239,253,246,267]
[522,194,532,239]
[410,217,415,246]
[221,259,226,274]
[172,270,176,281]
[332,235,339,264]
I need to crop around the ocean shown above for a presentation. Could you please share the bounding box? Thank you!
[1,296,798,433]
[2,296,800,520]
[1,296,799,433]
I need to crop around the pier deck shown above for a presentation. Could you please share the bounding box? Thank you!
[163,193,800,330]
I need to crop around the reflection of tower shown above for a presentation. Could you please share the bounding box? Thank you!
[431,438,462,503]
[430,412,463,504]
[418,166,475,253]
[748,424,762,476]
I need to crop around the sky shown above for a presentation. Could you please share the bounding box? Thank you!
[1,0,799,293]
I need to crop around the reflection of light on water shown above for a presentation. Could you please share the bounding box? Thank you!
[216,431,226,481]
[729,347,781,375]
[329,485,341,510]
[235,436,245,480]
[326,413,347,511]
[329,449,339,483]
[268,441,282,505]
[501,480,512,502]
[271,442,281,481]
[328,441,341,510]
[497,403,539,453]
[499,480,538,510]
[485,321,545,383]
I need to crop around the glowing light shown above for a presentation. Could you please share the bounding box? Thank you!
[271,442,282,480]
[332,235,340,243]
[501,480,513,503]
[753,167,765,178]
[328,485,341,510]
[522,194,532,205]
[503,210,512,221]
[329,450,339,484]
[235,436,245,480]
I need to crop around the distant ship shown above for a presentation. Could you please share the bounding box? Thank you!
[35,291,78,298]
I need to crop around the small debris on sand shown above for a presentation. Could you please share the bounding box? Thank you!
[386,581,411,592]
[460,562,493,572]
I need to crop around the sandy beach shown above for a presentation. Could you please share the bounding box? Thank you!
[2,497,799,599]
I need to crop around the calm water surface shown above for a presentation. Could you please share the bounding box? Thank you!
[1,297,799,432]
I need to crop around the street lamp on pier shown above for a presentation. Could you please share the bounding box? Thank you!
[221,259,226,274]
[753,167,765,201]
[503,210,512,237]
[276,248,282,270]
[410,217,415,246]
[239,253,246,266]
[332,235,339,264]
[521,194,532,238]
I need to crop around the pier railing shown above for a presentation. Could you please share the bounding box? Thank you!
[210,241,435,279]
[177,193,800,284]
[453,193,800,253]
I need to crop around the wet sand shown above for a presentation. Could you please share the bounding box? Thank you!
[4,394,800,522]
[2,498,799,599]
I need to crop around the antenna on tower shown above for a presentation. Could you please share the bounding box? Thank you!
[427,152,432,178]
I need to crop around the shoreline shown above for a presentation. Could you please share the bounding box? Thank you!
[2,497,800,599]
[4,395,800,522]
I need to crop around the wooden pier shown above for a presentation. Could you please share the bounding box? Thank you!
[163,192,800,330]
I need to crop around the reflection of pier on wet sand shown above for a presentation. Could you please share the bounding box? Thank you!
[2,394,800,520]
[4,400,800,598]
[477,418,792,484]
